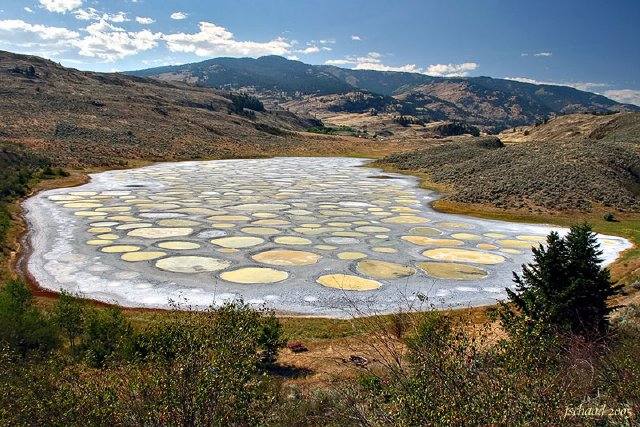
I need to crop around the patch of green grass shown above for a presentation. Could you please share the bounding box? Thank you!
[306,125,360,136]
[280,316,359,340]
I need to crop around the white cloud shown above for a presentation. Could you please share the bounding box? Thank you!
[73,8,128,23]
[299,45,319,54]
[351,35,361,41]
[566,82,608,92]
[0,19,79,40]
[72,7,99,20]
[522,52,553,57]
[326,53,478,76]
[325,52,422,73]
[354,52,421,73]
[163,21,291,57]
[319,39,334,44]
[24,7,34,13]
[108,12,128,23]
[602,90,640,106]
[0,18,300,62]
[73,19,161,61]
[286,55,299,60]
[0,19,79,54]
[38,0,82,13]
[504,77,548,85]
[170,11,187,20]
[141,58,174,66]
[325,58,352,65]
[136,16,155,25]
[426,62,478,77]
[358,63,421,72]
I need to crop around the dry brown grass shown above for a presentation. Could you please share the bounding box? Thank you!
[498,113,620,142]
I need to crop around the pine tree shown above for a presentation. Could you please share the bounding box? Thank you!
[501,224,621,336]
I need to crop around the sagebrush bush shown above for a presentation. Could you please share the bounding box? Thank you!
[307,311,639,425]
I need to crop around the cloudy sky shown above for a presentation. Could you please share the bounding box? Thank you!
[1,0,639,105]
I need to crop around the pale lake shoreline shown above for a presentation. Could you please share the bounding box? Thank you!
[23,157,633,318]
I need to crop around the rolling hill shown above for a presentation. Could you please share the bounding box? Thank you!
[499,111,640,143]
[0,50,412,167]
[378,112,640,213]
[130,55,638,132]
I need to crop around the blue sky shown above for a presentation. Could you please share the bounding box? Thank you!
[1,0,639,104]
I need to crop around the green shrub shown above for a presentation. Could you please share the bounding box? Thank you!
[330,312,573,425]
[94,302,283,424]
[306,125,357,135]
[77,306,133,367]
[0,300,286,425]
[52,291,85,351]
[226,92,265,113]
[132,317,201,363]
[258,311,286,367]
[0,280,58,355]
[0,143,64,254]
[42,166,70,178]
[0,205,10,250]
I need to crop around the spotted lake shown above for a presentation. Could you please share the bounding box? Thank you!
[24,157,631,317]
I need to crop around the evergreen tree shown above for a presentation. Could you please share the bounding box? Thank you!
[501,224,621,335]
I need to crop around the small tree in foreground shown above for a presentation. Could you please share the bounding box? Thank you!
[501,224,622,336]
[52,291,85,351]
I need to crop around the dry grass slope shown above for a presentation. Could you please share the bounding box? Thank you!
[378,127,640,213]
[499,112,640,143]
[1,51,410,167]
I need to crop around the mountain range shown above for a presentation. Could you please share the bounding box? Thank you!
[130,55,638,132]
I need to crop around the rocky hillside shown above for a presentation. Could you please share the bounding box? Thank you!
[130,55,638,132]
[0,51,333,167]
[377,114,640,213]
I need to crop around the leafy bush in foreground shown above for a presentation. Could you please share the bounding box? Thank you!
[0,280,58,355]
[290,310,638,426]
[0,286,286,425]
